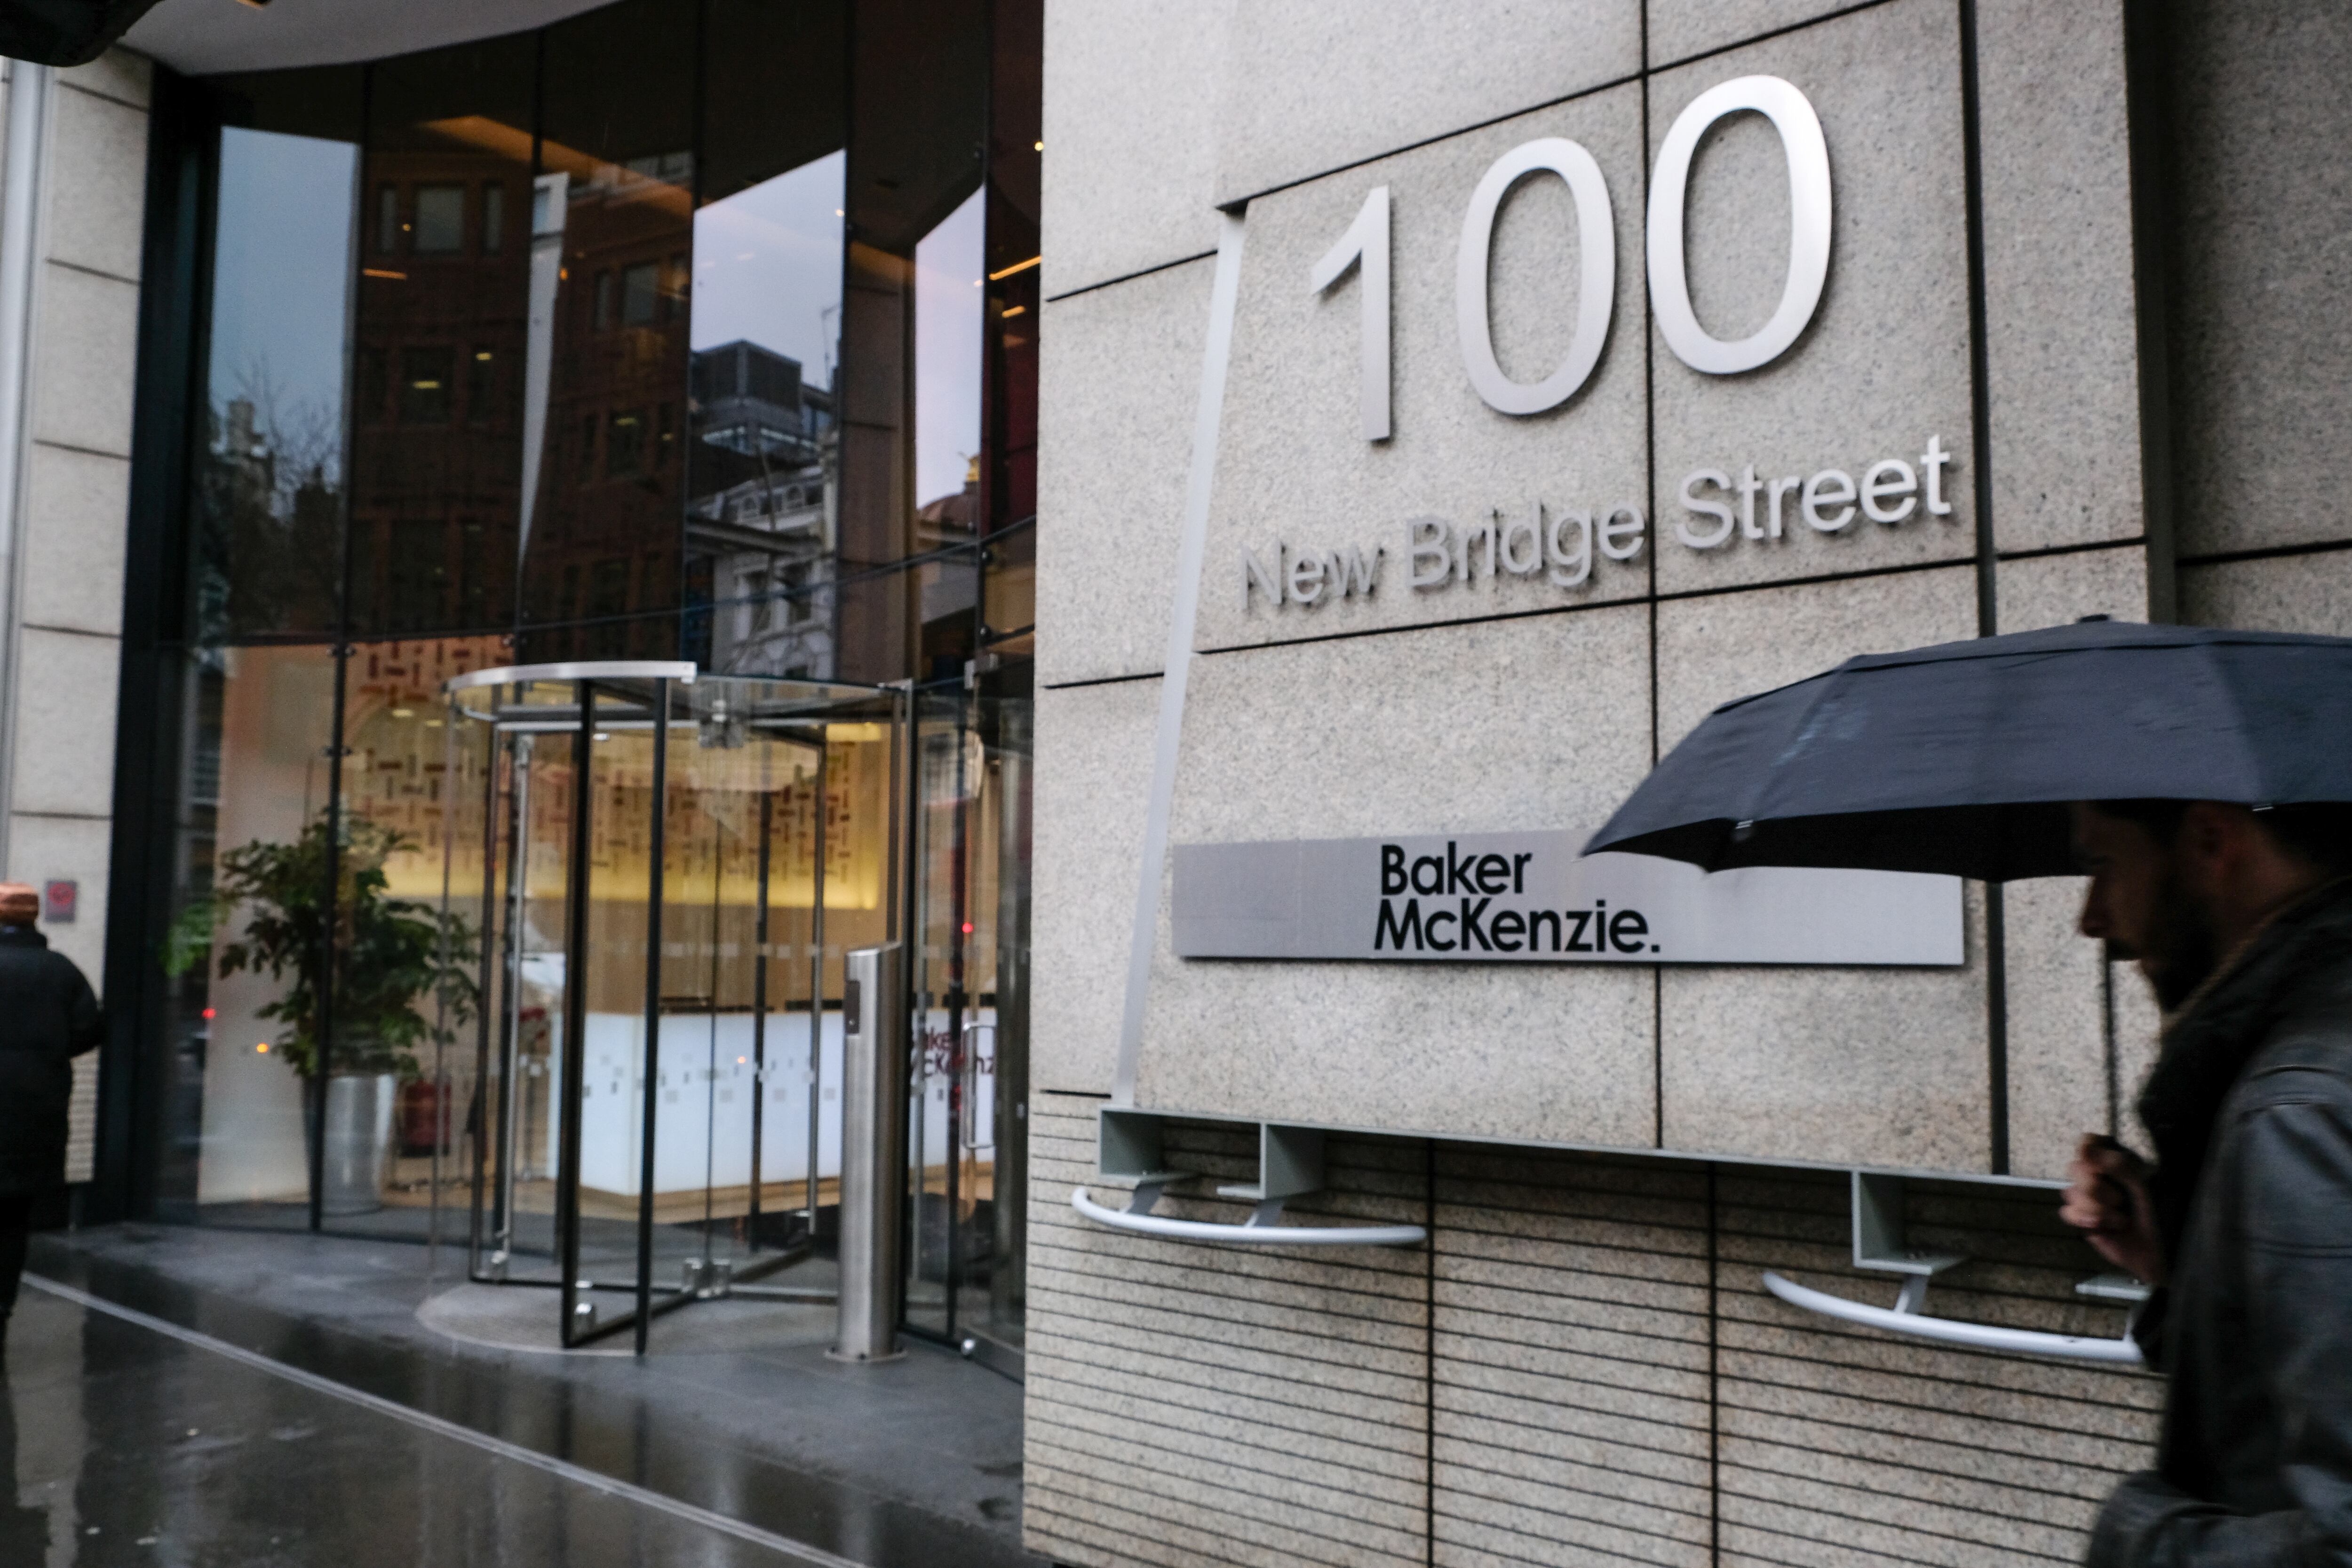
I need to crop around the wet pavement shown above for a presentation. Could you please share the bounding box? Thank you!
[8,1225,1050,1567]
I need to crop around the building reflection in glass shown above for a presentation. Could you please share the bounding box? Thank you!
[687,153,845,677]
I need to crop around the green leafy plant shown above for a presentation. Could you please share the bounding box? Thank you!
[164,815,478,1079]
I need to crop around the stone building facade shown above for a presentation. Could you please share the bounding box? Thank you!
[1024,3,2352,1564]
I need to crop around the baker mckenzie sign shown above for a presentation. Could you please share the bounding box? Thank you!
[1172,831,1961,966]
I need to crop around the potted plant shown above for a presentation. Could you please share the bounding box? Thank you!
[165,814,478,1215]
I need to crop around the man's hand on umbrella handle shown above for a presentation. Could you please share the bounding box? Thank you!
[2061,1133,2165,1287]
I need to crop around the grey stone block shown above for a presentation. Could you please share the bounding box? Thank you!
[1198,84,1651,654]
[1037,257,1214,685]
[2002,876,2109,1182]
[1654,564,1976,753]
[23,444,128,637]
[1041,0,1233,296]
[1032,676,1160,1094]
[1996,544,2147,635]
[2169,3,2352,556]
[47,82,147,283]
[1650,0,1977,596]
[2181,551,2352,637]
[9,626,118,816]
[1660,938,1993,1172]
[1648,0,1854,67]
[1978,0,2144,555]
[1137,609,1659,1146]
[31,264,138,458]
[1211,0,1640,207]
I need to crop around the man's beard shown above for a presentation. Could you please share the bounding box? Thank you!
[2123,862,2223,1012]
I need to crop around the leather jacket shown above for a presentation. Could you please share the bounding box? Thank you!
[2091,882,2352,1566]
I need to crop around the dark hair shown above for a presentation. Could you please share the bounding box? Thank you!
[2092,798,2352,877]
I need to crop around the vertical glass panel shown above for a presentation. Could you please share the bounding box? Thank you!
[323,638,503,1233]
[979,678,1032,1351]
[913,190,983,540]
[194,127,357,641]
[985,0,1042,533]
[688,0,849,680]
[571,680,657,1336]
[349,35,534,638]
[687,162,846,677]
[905,685,981,1338]
[519,0,698,659]
[836,0,987,682]
[480,679,585,1282]
[158,645,338,1226]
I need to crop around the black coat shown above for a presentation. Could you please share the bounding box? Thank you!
[0,926,101,1194]
[2091,882,2352,1565]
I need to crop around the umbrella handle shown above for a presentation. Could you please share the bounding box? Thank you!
[1761,1270,2144,1365]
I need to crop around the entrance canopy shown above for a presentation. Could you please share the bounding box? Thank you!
[123,0,614,76]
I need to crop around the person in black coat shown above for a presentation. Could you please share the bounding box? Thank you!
[0,882,100,1349]
[2063,802,2352,1564]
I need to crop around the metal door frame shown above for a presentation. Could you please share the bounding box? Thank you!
[438,660,906,1353]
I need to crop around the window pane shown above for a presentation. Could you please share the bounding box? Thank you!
[620,261,660,326]
[481,181,506,254]
[195,126,357,641]
[835,0,986,682]
[399,346,453,423]
[689,0,849,677]
[348,32,532,639]
[518,0,696,657]
[413,183,465,253]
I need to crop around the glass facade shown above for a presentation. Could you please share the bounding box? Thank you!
[120,0,1038,1360]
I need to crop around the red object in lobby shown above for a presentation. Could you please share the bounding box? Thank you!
[397,1079,443,1156]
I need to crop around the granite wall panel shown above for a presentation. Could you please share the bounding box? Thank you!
[2180,550,2352,638]
[2166,1,2352,557]
[1037,257,1213,686]
[1646,0,1859,70]
[1713,1169,2159,1568]
[1649,0,1977,596]
[1210,0,1640,208]
[1026,1120,2164,1568]
[1137,609,1656,1144]
[1198,85,1650,654]
[1041,0,1234,297]
[1032,676,1161,1095]
[1978,0,2145,555]
[1024,1102,1430,1568]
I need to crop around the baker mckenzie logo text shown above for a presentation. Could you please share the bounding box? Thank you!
[1375,842,1657,955]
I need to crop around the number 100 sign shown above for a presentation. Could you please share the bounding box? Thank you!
[1311,75,1833,440]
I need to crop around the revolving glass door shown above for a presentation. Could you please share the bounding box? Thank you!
[904,677,1031,1364]
[443,661,902,1351]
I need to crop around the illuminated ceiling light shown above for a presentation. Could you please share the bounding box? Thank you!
[475,350,493,361]
[1001,304,1027,318]
[1033,140,1043,151]
[255,1042,270,1053]
[987,255,1041,281]
[389,707,413,718]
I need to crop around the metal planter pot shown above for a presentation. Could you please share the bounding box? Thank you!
[320,1071,397,1217]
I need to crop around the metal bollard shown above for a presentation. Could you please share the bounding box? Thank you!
[831,943,907,1362]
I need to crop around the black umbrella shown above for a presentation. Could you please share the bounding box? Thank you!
[1584,620,2352,882]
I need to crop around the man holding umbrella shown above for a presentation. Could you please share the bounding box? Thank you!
[1586,620,2352,1566]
